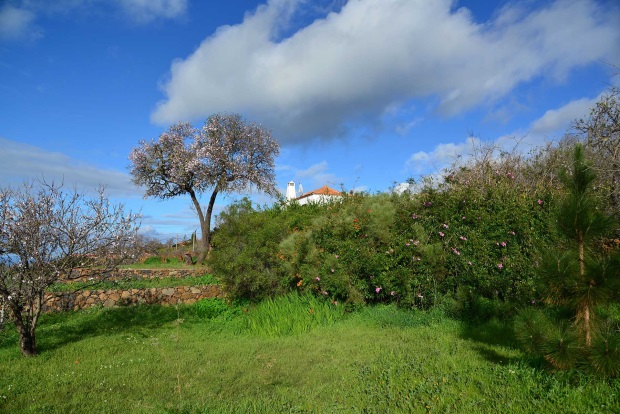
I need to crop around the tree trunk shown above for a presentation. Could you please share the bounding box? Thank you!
[9,304,37,356]
[578,233,592,347]
[189,187,219,265]
[18,324,37,356]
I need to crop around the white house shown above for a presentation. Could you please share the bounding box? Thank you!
[285,181,342,206]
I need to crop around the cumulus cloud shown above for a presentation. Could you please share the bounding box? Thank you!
[404,91,603,177]
[530,96,601,136]
[406,137,482,176]
[152,0,620,142]
[0,137,138,198]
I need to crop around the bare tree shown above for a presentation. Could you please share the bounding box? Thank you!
[573,87,620,216]
[0,181,140,356]
[129,113,280,264]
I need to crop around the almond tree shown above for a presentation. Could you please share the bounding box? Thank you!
[129,113,280,264]
[0,181,139,356]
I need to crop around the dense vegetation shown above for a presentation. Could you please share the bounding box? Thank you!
[210,88,620,376]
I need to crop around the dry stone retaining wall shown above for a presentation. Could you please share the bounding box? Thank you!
[43,284,222,313]
[39,268,221,313]
[64,268,208,282]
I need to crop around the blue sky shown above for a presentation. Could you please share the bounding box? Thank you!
[1,0,619,242]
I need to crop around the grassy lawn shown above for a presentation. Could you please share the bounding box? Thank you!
[0,298,618,413]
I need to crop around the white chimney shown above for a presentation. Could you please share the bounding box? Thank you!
[286,181,296,201]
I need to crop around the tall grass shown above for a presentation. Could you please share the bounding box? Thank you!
[243,292,346,336]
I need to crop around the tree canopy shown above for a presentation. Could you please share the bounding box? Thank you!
[129,113,280,263]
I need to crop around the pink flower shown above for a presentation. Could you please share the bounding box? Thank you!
[322,291,328,295]
[405,243,410,246]
[390,291,395,296]
[330,268,334,273]
[452,247,460,256]
[468,261,472,265]
[509,231,516,235]
[462,216,466,220]
[417,293,423,298]
[334,255,339,259]
[501,241,507,247]
[439,232,444,237]
[375,286,382,293]
[497,263,503,269]
[537,199,544,205]
[315,276,320,281]
[443,223,449,229]
[459,236,467,241]
[412,214,418,219]
[413,240,420,246]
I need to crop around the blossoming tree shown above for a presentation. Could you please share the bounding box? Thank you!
[0,181,140,356]
[129,113,280,264]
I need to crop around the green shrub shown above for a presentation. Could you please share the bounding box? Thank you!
[194,298,234,319]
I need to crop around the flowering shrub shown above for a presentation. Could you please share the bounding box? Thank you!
[211,173,556,310]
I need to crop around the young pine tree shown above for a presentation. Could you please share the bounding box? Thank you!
[516,144,620,376]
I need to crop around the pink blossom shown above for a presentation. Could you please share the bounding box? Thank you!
[375,286,382,293]
[459,236,467,241]
[497,263,503,269]
[442,223,449,229]
[462,216,466,220]
[405,243,410,246]
[501,241,507,247]
[439,232,444,237]
[334,255,339,259]
[322,291,328,295]
[330,268,334,273]
[412,214,418,219]
[417,293,423,298]
[537,199,544,205]
[452,247,461,256]
[413,240,420,246]
[390,291,395,296]
[315,276,320,281]
[468,261,472,265]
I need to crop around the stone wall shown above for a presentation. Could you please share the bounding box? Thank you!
[64,268,208,282]
[43,284,223,313]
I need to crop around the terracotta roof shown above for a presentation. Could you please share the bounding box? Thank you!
[297,185,342,200]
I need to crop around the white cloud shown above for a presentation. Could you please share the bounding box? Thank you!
[0,137,138,198]
[0,0,187,41]
[0,4,39,42]
[530,96,600,136]
[279,160,341,192]
[404,91,603,176]
[152,0,620,142]
[406,137,482,175]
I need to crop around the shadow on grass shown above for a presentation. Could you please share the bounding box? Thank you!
[457,318,523,366]
[0,304,187,355]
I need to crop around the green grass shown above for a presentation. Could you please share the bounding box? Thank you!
[47,274,219,293]
[120,255,208,269]
[0,297,618,413]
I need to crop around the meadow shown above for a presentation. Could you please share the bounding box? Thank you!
[1,294,618,413]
